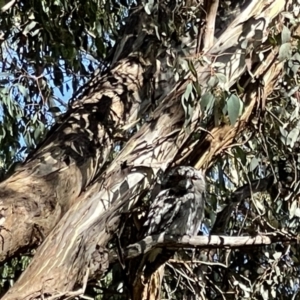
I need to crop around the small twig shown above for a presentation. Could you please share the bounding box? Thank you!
[205,275,226,300]
[169,258,228,269]
[167,263,196,293]
[165,264,181,296]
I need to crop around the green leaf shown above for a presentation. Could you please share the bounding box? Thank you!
[227,94,242,125]
[200,92,215,112]
[193,81,201,96]
[32,113,37,124]
[290,200,297,218]
[281,25,291,44]
[174,72,179,82]
[24,131,32,148]
[4,94,14,117]
[16,84,28,102]
[279,126,288,138]
[249,157,259,171]
[181,96,193,129]
[215,73,227,84]
[181,83,195,127]
[34,127,41,141]
[207,76,219,88]
[188,60,197,78]
[183,82,193,100]
[278,43,291,61]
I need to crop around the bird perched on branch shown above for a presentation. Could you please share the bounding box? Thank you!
[142,166,206,277]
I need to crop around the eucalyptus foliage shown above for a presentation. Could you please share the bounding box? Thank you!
[0,0,133,169]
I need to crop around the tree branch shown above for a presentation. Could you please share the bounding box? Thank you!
[203,0,219,51]
[125,233,298,259]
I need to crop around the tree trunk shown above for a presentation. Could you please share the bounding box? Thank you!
[0,0,291,299]
[0,6,189,262]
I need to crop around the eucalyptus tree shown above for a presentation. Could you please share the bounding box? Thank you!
[0,0,300,299]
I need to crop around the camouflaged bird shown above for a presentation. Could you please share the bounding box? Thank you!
[142,166,206,277]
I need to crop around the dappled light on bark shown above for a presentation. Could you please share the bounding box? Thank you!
[0,0,300,299]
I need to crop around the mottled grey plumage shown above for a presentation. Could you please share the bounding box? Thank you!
[142,166,206,276]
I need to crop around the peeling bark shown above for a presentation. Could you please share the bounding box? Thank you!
[0,53,154,262]
[0,5,193,261]
[3,80,199,299]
